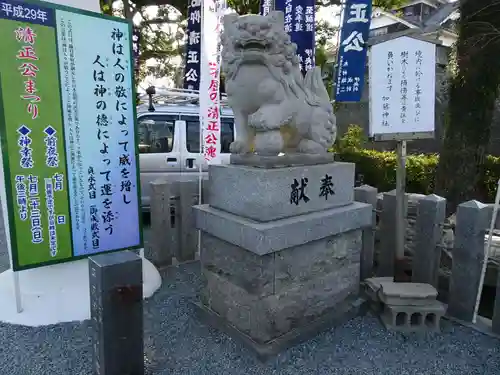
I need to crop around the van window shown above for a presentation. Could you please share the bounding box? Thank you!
[137,115,177,153]
[183,115,234,153]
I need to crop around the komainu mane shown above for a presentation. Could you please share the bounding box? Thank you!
[221,11,337,155]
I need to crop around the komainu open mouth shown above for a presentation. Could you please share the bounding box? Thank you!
[237,39,268,51]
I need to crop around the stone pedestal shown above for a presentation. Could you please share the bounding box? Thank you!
[193,160,372,359]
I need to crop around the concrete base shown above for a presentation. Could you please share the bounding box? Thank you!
[0,252,161,326]
[380,300,446,333]
[193,296,369,362]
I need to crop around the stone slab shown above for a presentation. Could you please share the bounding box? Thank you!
[230,153,335,168]
[378,282,438,306]
[194,202,372,255]
[208,162,354,222]
[362,277,394,302]
[193,297,369,362]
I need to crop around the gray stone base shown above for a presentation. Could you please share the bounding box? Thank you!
[193,297,369,362]
[230,153,335,168]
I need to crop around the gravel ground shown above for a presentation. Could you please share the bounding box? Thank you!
[0,261,500,375]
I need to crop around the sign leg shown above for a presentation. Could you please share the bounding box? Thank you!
[12,271,23,313]
[394,140,407,282]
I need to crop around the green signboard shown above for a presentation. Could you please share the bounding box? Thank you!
[0,0,143,271]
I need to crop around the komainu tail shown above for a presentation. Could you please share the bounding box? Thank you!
[304,66,331,104]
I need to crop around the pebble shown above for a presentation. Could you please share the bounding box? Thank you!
[0,262,499,374]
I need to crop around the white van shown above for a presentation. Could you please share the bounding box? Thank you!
[136,87,234,211]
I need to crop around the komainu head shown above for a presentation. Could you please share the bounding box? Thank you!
[221,11,300,72]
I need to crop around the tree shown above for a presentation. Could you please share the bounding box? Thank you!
[435,0,500,212]
[102,0,406,90]
[101,1,185,85]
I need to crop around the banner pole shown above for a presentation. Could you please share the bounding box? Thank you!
[0,138,23,313]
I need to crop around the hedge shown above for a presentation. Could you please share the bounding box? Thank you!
[334,125,500,202]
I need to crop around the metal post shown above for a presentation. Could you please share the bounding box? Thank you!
[394,140,407,281]
[473,179,500,323]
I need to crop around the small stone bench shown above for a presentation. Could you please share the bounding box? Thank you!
[380,301,446,333]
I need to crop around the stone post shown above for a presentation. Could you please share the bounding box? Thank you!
[493,272,500,334]
[448,200,489,322]
[378,190,407,277]
[89,251,144,375]
[412,194,446,288]
[179,180,198,262]
[149,180,174,268]
[354,185,378,280]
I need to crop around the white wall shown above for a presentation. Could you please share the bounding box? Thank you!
[370,15,399,30]
[40,0,101,12]
[438,33,456,48]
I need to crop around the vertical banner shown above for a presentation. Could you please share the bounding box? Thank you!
[183,0,201,90]
[334,0,372,102]
[132,25,140,76]
[199,0,224,162]
[0,0,142,271]
[260,0,315,73]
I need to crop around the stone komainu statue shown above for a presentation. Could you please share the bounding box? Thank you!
[221,11,337,156]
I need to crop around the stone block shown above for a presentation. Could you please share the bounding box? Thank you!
[207,162,355,222]
[448,200,490,322]
[378,282,438,306]
[148,180,175,267]
[492,269,500,335]
[380,300,446,333]
[412,194,446,287]
[88,251,144,375]
[179,180,199,261]
[194,201,372,256]
[200,233,275,297]
[274,230,362,293]
[202,264,360,344]
[201,230,362,298]
[354,185,378,280]
[378,190,408,277]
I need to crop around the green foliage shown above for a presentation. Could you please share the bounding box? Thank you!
[334,124,365,153]
[227,0,260,15]
[334,126,500,202]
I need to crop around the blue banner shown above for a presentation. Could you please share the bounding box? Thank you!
[0,0,55,27]
[334,0,372,102]
[183,0,201,90]
[260,0,315,74]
